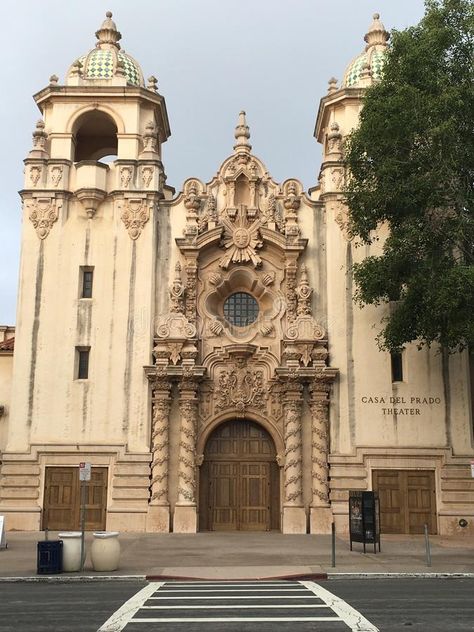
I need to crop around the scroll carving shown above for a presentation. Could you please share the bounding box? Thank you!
[177,384,199,504]
[150,382,171,504]
[120,198,150,239]
[215,363,267,415]
[283,390,303,505]
[27,197,60,239]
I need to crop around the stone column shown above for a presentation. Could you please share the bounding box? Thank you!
[309,380,332,533]
[173,378,199,533]
[146,377,171,532]
[282,381,306,533]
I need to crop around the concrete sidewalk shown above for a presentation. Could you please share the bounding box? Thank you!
[1,531,473,580]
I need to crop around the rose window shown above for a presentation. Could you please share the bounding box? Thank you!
[223,292,259,327]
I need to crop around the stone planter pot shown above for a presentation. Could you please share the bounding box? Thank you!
[90,531,120,571]
[58,531,82,572]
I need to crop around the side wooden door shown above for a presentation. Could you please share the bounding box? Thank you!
[373,469,437,534]
[43,467,78,530]
[43,466,108,531]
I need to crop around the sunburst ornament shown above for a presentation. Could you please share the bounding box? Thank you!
[219,206,263,269]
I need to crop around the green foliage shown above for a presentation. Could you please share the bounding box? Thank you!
[344,0,474,351]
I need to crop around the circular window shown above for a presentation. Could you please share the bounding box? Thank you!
[223,292,259,327]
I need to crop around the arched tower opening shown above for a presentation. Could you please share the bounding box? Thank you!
[73,110,118,162]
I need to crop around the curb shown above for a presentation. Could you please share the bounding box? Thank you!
[327,572,474,579]
[0,575,146,583]
[1,572,474,582]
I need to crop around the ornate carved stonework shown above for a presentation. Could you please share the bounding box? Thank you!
[141,166,153,188]
[309,378,333,507]
[184,258,198,324]
[120,166,133,188]
[177,381,199,504]
[156,313,196,340]
[296,265,312,316]
[120,197,151,239]
[183,181,201,239]
[285,260,298,324]
[150,379,171,505]
[282,383,303,505]
[51,166,63,187]
[169,262,185,313]
[215,362,267,416]
[219,205,263,269]
[27,197,60,239]
[29,166,42,187]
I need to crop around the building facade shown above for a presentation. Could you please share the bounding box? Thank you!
[0,12,473,535]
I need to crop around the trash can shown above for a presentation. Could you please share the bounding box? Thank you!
[58,532,82,572]
[90,532,120,571]
[37,540,63,574]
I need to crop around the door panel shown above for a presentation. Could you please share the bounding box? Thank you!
[240,462,270,531]
[202,420,278,531]
[373,469,437,535]
[43,466,108,531]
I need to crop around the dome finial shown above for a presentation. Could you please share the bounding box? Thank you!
[364,12,390,50]
[95,10,122,50]
[233,111,252,153]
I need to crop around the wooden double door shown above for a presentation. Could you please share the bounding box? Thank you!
[43,467,107,531]
[373,469,437,534]
[200,420,280,531]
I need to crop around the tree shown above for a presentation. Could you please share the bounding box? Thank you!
[344,0,474,351]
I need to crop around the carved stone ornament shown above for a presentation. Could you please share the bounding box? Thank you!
[120,197,151,239]
[177,389,199,504]
[169,262,185,314]
[332,201,354,241]
[283,394,303,505]
[215,362,267,416]
[120,166,133,188]
[286,316,326,342]
[150,389,171,504]
[27,197,60,239]
[296,264,312,316]
[29,166,42,187]
[141,166,153,188]
[50,166,63,187]
[156,313,197,339]
[183,181,201,239]
[220,205,263,269]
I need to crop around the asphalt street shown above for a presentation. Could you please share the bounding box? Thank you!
[0,578,473,631]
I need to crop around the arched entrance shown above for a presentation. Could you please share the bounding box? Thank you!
[199,420,280,531]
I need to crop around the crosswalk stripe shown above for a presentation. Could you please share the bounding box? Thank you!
[140,604,330,609]
[97,582,164,632]
[302,581,380,632]
[128,617,341,623]
[156,588,307,592]
[148,594,320,599]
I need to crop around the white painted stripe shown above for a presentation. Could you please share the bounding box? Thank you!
[302,581,380,632]
[149,594,320,600]
[157,588,307,592]
[141,604,330,609]
[128,617,340,623]
[166,583,299,587]
[97,582,163,632]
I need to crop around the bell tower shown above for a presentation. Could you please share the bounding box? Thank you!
[0,12,171,531]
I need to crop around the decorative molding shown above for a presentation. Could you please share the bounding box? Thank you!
[120,197,151,239]
[169,262,185,314]
[215,361,267,416]
[27,197,60,239]
[219,205,263,269]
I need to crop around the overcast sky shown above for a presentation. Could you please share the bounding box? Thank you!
[0,0,426,325]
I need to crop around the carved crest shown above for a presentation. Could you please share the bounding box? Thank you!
[215,362,267,416]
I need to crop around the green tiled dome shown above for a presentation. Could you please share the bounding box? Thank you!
[69,49,144,86]
[66,12,144,87]
[341,13,390,89]
[343,48,387,87]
